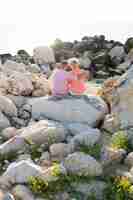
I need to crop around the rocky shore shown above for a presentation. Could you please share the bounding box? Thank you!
[0,36,133,199]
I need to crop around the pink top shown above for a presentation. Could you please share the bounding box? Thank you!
[69,80,86,95]
[51,69,74,96]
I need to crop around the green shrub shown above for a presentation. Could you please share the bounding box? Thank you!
[78,143,101,159]
[110,131,128,150]
[104,176,133,200]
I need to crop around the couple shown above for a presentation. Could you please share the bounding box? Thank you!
[49,59,89,99]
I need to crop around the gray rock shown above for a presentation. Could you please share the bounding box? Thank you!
[125,152,133,167]
[20,120,67,145]
[0,120,67,156]
[29,96,107,126]
[110,66,133,129]
[0,136,26,155]
[65,123,92,136]
[50,143,73,161]
[3,193,15,200]
[12,185,35,200]
[0,96,17,117]
[63,152,102,176]
[101,147,126,166]
[1,127,17,139]
[109,46,125,63]
[0,112,10,131]
[72,181,107,200]
[0,160,65,186]
[7,95,26,108]
[70,128,101,148]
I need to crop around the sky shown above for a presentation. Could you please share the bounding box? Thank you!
[0,0,133,54]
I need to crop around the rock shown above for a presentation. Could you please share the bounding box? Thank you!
[29,96,108,126]
[0,72,9,95]
[3,193,15,200]
[125,152,133,167]
[12,185,35,200]
[0,120,67,156]
[65,123,92,136]
[101,147,126,166]
[70,128,101,148]
[54,192,70,200]
[0,96,17,117]
[0,160,44,185]
[125,37,133,53]
[31,73,50,97]
[1,127,17,139]
[63,152,102,176]
[79,51,91,69]
[102,114,120,133]
[93,51,107,64]
[0,160,66,186]
[17,154,32,162]
[26,64,41,73]
[7,71,33,96]
[0,112,10,131]
[6,95,26,108]
[109,66,133,129]
[125,48,133,62]
[109,46,125,64]
[0,189,5,199]
[2,60,26,74]
[11,117,27,128]
[33,46,55,65]
[72,181,107,200]
[20,120,67,145]
[50,143,73,161]
[117,60,131,73]
[0,136,26,156]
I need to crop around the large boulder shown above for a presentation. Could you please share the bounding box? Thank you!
[0,112,10,131]
[109,46,125,62]
[28,96,108,126]
[12,185,35,200]
[31,73,50,97]
[33,46,55,65]
[0,96,17,117]
[0,160,65,186]
[72,181,107,200]
[0,120,67,156]
[109,66,133,129]
[2,60,26,75]
[7,72,33,96]
[63,152,102,176]
[70,128,101,148]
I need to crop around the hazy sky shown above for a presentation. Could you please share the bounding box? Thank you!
[0,0,133,54]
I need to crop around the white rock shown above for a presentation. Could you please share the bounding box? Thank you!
[0,96,17,117]
[29,96,107,126]
[12,185,35,200]
[7,71,33,96]
[109,46,125,59]
[65,123,91,136]
[63,152,102,176]
[50,143,73,161]
[33,46,55,65]
[1,160,65,186]
[20,120,67,145]
[125,152,133,167]
[110,66,133,128]
[0,136,26,155]
[70,128,101,148]
[0,112,10,131]
[72,181,107,200]
[1,127,17,139]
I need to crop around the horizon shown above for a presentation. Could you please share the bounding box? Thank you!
[0,0,133,54]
